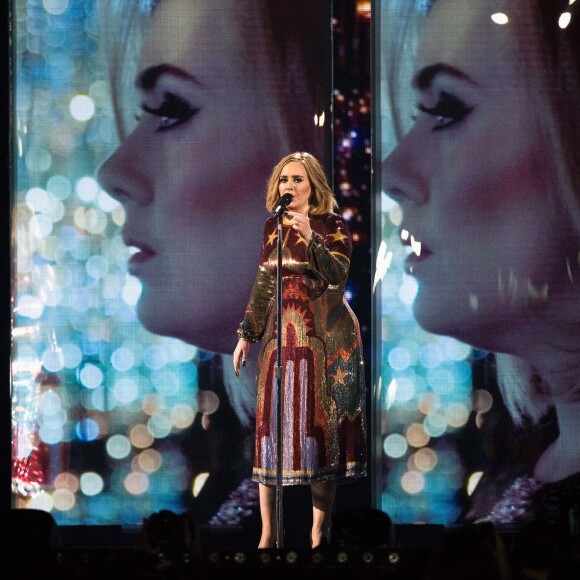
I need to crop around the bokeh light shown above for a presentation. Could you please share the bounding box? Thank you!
[69,95,96,122]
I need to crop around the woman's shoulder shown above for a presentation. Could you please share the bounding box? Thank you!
[313,211,346,225]
[315,212,350,234]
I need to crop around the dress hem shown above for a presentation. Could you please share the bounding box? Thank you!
[252,466,367,486]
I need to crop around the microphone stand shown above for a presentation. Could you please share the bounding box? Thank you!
[275,211,284,548]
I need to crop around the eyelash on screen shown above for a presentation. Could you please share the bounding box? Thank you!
[414,92,473,131]
[138,93,198,131]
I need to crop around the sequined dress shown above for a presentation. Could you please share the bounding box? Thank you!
[238,212,367,485]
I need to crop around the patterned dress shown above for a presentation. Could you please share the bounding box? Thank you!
[238,212,367,485]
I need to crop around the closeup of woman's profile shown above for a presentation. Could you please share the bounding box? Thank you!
[233,152,367,549]
[382,0,580,531]
[96,0,331,526]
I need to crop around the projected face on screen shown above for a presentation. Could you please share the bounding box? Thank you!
[382,0,577,354]
[377,0,580,526]
[98,0,328,355]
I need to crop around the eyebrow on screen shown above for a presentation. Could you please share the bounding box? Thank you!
[136,64,205,90]
[413,63,478,90]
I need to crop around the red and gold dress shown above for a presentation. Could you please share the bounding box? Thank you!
[238,212,367,485]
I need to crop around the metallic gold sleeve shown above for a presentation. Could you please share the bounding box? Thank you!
[307,231,350,286]
[237,265,276,343]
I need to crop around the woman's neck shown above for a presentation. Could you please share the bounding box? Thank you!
[521,300,580,484]
[534,397,580,483]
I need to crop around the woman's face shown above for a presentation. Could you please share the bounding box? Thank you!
[98,0,283,353]
[382,0,575,352]
[279,161,312,215]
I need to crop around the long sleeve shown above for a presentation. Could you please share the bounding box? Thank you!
[306,213,352,286]
[237,221,276,343]
[237,265,275,342]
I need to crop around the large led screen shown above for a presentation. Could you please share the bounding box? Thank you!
[11,0,335,528]
[375,0,580,526]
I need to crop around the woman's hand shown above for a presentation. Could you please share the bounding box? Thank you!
[233,339,250,377]
[287,208,312,243]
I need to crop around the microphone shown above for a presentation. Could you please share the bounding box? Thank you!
[273,193,293,217]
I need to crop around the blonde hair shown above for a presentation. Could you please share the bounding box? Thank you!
[97,0,150,140]
[265,152,338,216]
